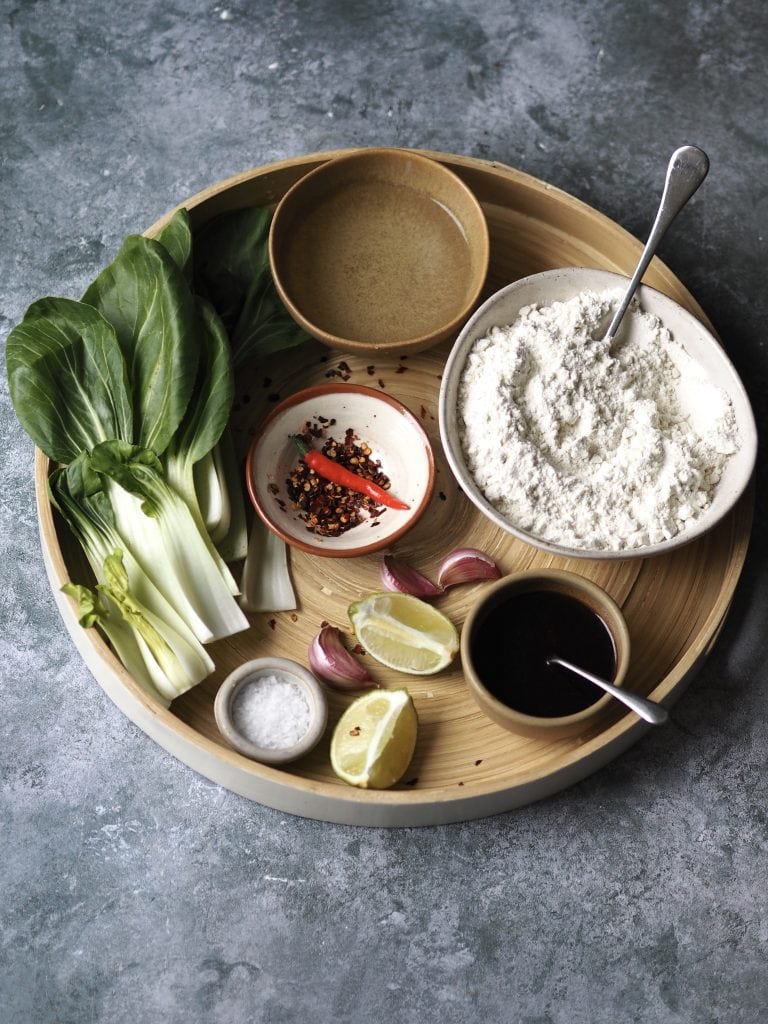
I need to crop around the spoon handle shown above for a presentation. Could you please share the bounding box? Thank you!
[549,656,669,725]
[603,145,709,343]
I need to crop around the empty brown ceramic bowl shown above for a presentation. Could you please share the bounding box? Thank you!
[269,147,489,355]
[461,570,631,740]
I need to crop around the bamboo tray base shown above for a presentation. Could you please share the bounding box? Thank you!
[36,150,753,827]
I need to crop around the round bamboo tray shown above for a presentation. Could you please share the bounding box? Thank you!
[36,149,753,827]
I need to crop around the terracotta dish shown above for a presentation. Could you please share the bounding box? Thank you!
[269,148,489,354]
[246,382,435,557]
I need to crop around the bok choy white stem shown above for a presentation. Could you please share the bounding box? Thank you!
[49,457,211,646]
[62,582,170,706]
[91,441,249,642]
[193,449,230,542]
[240,516,297,612]
[62,549,215,706]
[211,427,248,562]
[98,550,214,702]
[162,297,239,587]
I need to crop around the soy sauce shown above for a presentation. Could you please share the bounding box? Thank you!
[470,591,617,718]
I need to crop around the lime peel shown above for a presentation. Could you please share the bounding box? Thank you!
[330,688,418,789]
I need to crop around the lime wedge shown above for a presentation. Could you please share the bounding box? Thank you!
[348,592,459,675]
[330,689,418,789]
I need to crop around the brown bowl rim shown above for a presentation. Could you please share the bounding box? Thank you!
[245,382,436,557]
[268,146,490,352]
[460,569,631,732]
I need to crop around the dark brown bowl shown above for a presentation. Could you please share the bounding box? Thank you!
[461,570,631,740]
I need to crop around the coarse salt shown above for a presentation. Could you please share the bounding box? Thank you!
[231,674,311,749]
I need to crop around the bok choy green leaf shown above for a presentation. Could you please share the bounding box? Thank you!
[154,207,193,286]
[82,235,199,456]
[193,206,309,369]
[193,205,271,334]
[6,297,133,463]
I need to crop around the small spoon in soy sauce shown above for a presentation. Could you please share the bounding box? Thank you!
[602,144,709,344]
[547,656,669,725]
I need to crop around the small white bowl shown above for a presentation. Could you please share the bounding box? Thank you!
[438,267,757,560]
[214,657,328,765]
[247,383,435,557]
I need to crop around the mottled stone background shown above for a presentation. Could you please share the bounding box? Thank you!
[2,2,767,1022]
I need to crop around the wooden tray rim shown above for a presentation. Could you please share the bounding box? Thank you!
[35,148,754,826]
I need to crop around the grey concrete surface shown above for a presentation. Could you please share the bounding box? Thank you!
[2,1,767,1021]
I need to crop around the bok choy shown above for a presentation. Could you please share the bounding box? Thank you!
[49,454,212,646]
[62,549,214,708]
[5,297,133,462]
[6,200,310,706]
[7,231,248,706]
[162,297,234,556]
[144,208,246,559]
[89,441,245,640]
[191,205,310,601]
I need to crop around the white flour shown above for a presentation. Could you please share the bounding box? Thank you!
[457,289,739,549]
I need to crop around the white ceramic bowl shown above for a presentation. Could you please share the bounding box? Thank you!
[438,267,757,560]
[247,383,435,557]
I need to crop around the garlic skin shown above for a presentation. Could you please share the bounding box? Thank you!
[437,548,501,589]
[380,555,442,598]
[308,625,375,691]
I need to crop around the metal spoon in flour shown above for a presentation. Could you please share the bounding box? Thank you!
[602,145,710,343]
[547,656,670,725]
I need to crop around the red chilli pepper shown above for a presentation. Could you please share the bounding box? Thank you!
[292,436,410,510]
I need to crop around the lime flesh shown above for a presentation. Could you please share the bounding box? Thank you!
[330,688,418,789]
[348,592,459,675]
